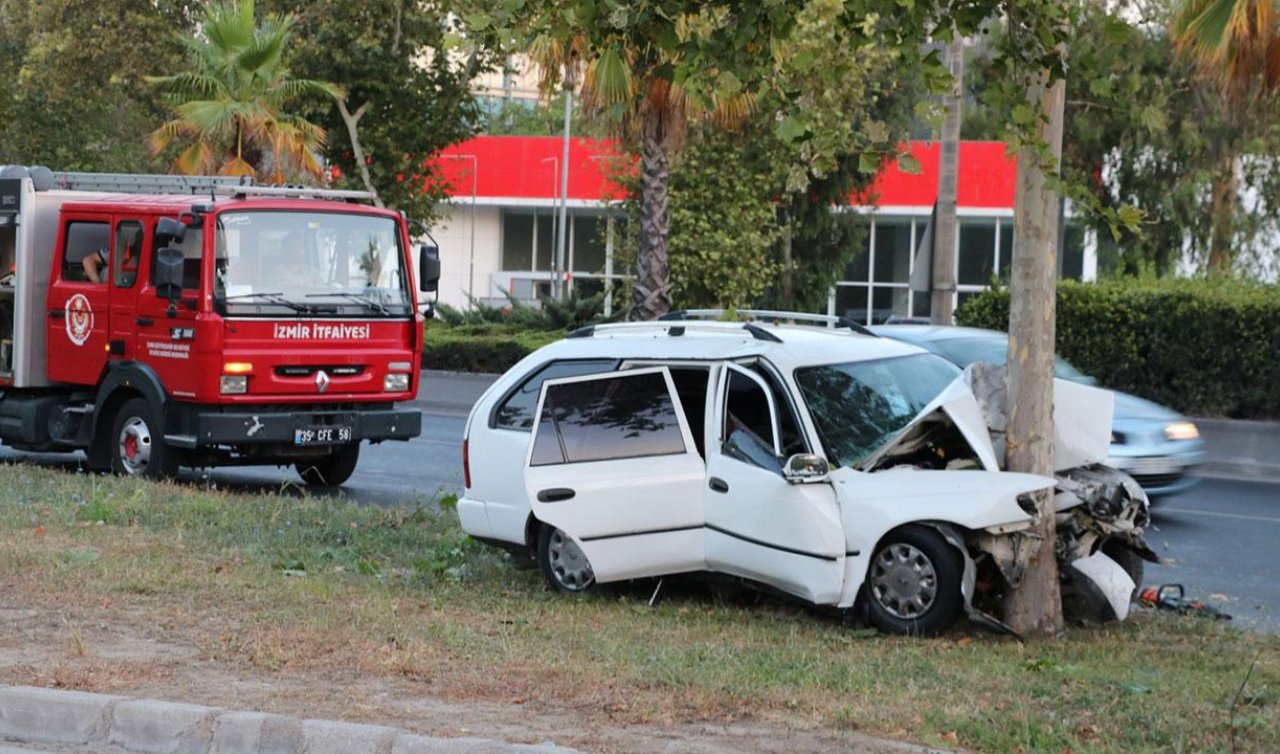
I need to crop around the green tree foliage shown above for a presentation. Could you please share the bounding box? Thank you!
[0,0,190,171]
[262,0,489,222]
[148,0,339,181]
[665,130,781,309]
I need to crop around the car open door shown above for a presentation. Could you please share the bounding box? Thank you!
[524,367,706,583]
[703,363,846,605]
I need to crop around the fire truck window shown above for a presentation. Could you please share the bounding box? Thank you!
[113,221,143,289]
[62,222,110,283]
[150,224,203,291]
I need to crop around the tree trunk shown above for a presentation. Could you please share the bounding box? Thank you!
[336,99,384,209]
[632,108,673,320]
[1003,72,1066,638]
[781,204,794,309]
[930,34,963,325]
[1206,146,1238,277]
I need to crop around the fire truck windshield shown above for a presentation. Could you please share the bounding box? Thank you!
[213,210,410,316]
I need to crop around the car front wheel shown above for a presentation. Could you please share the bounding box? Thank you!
[536,524,595,593]
[865,526,963,636]
[295,443,360,486]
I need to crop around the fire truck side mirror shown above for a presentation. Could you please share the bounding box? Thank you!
[419,244,441,293]
[154,247,184,302]
[155,217,187,244]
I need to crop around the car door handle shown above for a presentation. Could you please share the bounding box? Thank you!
[537,488,576,503]
[136,317,154,327]
[708,477,729,493]
[48,309,65,320]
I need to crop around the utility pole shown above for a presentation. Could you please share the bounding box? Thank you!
[555,57,575,301]
[930,34,963,324]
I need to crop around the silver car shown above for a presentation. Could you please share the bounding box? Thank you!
[869,325,1204,496]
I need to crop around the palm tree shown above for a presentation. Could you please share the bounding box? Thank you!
[1173,0,1280,275]
[526,28,751,320]
[148,0,339,182]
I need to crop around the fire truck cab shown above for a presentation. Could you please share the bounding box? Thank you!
[0,166,437,485]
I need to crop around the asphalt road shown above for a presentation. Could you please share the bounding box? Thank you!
[1,410,1276,632]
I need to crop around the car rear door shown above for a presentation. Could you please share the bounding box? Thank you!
[524,367,706,583]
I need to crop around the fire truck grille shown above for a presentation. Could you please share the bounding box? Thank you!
[274,365,365,377]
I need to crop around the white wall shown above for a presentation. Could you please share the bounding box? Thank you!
[430,203,502,309]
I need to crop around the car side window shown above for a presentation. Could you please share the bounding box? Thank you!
[722,368,782,472]
[61,221,110,282]
[493,359,618,430]
[529,371,687,465]
[113,221,143,289]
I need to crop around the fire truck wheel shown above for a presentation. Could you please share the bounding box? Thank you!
[110,398,177,479]
[296,443,360,486]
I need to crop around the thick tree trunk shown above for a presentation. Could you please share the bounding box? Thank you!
[1207,147,1238,277]
[1004,73,1066,638]
[632,108,672,320]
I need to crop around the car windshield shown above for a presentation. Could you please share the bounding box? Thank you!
[213,210,409,315]
[794,353,961,468]
[929,335,1090,382]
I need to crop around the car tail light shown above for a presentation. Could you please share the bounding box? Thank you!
[463,438,471,489]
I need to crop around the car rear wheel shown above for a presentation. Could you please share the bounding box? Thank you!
[537,524,595,593]
[295,443,360,486]
[110,398,177,479]
[865,526,963,636]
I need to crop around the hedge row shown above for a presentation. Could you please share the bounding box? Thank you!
[423,323,564,373]
[956,280,1280,419]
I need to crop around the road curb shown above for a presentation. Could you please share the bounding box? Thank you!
[0,686,580,754]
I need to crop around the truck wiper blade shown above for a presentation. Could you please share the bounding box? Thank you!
[305,291,393,315]
[222,291,315,313]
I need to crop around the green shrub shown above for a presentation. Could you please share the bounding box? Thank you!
[423,322,564,373]
[956,279,1280,418]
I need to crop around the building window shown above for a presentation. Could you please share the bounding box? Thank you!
[957,219,996,286]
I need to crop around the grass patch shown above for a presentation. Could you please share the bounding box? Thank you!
[1,464,1277,752]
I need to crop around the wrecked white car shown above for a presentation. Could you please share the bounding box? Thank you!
[457,312,1153,636]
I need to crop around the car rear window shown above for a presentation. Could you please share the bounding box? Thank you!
[530,371,687,465]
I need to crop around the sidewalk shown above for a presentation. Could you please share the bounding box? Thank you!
[414,371,1280,483]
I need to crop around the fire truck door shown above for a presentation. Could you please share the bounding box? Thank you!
[46,217,112,386]
[108,219,145,362]
[132,219,200,397]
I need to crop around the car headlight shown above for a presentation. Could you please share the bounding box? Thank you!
[220,375,248,395]
[1165,421,1199,441]
[384,373,410,392]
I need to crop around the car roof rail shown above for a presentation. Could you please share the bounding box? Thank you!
[660,309,877,337]
[565,320,785,343]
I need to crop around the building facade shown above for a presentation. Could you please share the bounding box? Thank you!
[430,136,1095,321]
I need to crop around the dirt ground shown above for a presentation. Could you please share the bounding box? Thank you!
[0,603,930,754]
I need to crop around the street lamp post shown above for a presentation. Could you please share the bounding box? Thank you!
[441,154,478,302]
[555,60,575,301]
[540,156,559,299]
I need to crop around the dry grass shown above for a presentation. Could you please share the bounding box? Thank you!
[0,464,1277,753]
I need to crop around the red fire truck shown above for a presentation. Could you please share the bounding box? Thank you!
[0,166,439,485]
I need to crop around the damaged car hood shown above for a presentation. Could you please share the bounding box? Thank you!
[858,367,1117,475]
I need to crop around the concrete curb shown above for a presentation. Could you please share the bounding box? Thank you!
[0,686,580,754]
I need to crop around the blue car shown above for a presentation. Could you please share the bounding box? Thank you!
[869,325,1204,496]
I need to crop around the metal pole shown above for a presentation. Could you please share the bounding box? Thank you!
[540,156,558,299]
[556,63,574,301]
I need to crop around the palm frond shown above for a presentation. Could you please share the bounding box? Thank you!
[219,155,257,178]
[175,142,216,175]
[582,44,635,112]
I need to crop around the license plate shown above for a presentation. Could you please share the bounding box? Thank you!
[294,426,353,446]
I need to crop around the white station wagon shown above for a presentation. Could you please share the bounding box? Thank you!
[458,312,1153,635]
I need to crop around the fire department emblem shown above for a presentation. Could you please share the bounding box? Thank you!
[65,293,94,346]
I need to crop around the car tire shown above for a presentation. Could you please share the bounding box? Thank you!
[536,524,596,594]
[296,443,360,486]
[865,526,963,636]
[110,398,177,479]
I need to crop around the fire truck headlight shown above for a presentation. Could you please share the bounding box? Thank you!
[220,375,248,395]
[383,373,409,392]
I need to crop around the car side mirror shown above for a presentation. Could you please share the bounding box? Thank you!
[419,243,440,293]
[154,246,184,303]
[154,217,187,245]
[784,453,830,484]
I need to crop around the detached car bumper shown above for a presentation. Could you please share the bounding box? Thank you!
[165,405,421,448]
